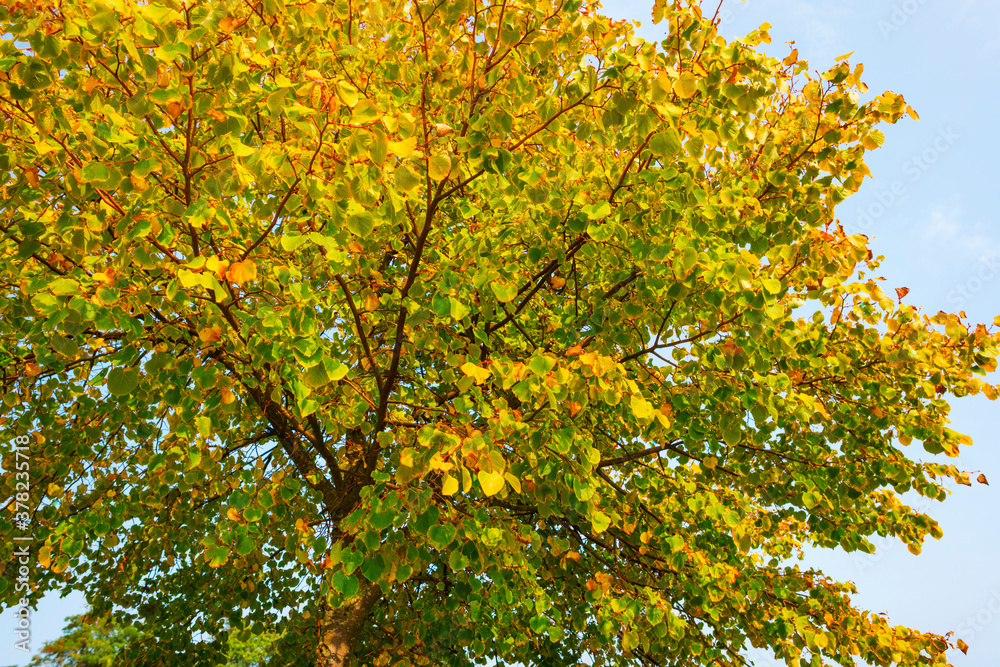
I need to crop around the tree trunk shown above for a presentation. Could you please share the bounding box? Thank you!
[316,582,381,667]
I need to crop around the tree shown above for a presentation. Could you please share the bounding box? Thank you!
[23,611,281,667]
[0,0,996,665]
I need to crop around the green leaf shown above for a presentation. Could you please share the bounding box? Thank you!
[332,571,359,598]
[650,128,682,157]
[281,234,309,251]
[681,246,698,273]
[79,163,110,183]
[230,490,251,509]
[243,507,263,522]
[395,164,422,191]
[722,424,742,447]
[346,212,375,237]
[528,355,556,376]
[582,201,611,221]
[361,554,387,582]
[449,297,470,321]
[586,221,615,242]
[591,511,611,534]
[428,523,458,548]
[350,99,380,124]
[235,534,255,556]
[490,282,518,303]
[48,278,79,295]
[107,367,139,397]
[573,478,595,502]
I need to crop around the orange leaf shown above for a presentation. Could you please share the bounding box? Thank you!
[226,260,257,285]
[957,639,969,655]
[199,325,222,343]
[166,101,183,121]
[978,473,989,486]
[219,16,236,33]
[895,287,910,300]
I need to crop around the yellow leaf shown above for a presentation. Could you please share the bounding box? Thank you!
[429,455,454,472]
[336,81,359,107]
[388,136,418,158]
[441,474,459,495]
[82,77,101,94]
[227,507,241,522]
[782,49,799,66]
[835,51,854,62]
[219,16,236,33]
[478,470,505,497]
[673,72,699,99]
[206,255,230,278]
[295,517,312,534]
[38,546,51,569]
[460,362,491,385]
[630,395,654,419]
[428,154,452,181]
[220,387,236,405]
[226,260,257,285]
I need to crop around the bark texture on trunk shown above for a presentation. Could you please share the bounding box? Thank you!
[316,582,381,667]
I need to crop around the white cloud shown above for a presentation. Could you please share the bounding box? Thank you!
[921,200,1000,261]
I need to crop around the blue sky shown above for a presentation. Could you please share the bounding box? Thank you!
[3,1,999,665]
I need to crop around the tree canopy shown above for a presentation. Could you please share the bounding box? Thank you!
[1,0,997,665]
